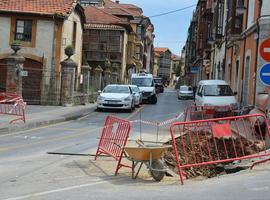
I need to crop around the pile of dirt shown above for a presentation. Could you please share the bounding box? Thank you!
[164,132,262,179]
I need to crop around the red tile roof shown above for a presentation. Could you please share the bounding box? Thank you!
[154,47,171,53]
[0,0,77,17]
[103,0,134,17]
[120,4,142,17]
[84,23,125,30]
[84,6,123,25]
[171,54,181,60]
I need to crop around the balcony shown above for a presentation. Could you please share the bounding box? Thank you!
[226,15,243,36]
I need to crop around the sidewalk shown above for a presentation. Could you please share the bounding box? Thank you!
[0,103,97,134]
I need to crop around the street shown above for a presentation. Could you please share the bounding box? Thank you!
[1,89,270,200]
[0,89,188,199]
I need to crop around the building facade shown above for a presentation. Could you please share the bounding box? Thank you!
[184,0,270,107]
[0,0,85,105]
[154,48,172,85]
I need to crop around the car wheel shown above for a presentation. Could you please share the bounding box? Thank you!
[132,101,135,110]
[96,107,102,112]
[160,89,164,93]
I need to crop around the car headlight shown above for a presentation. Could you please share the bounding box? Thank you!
[97,96,104,101]
[124,96,132,101]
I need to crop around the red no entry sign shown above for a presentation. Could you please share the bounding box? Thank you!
[260,38,270,62]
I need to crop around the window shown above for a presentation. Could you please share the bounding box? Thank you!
[204,85,233,96]
[15,20,32,42]
[72,22,77,49]
[103,85,130,94]
[234,60,239,92]
[131,78,153,87]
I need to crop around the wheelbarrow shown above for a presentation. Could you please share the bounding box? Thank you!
[123,141,171,181]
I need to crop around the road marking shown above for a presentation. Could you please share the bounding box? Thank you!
[264,48,270,53]
[0,127,101,152]
[76,110,98,120]
[2,177,126,200]
[0,105,146,152]
[126,105,144,120]
[0,112,98,138]
[262,73,270,76]
[0,121,70,138]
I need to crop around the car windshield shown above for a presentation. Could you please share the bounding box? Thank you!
[103,86,130,94]
[132,78,153,87]
[154,78,162,84]
[204,85,233,96]
[180,86,192,91]
[130,86,139,92]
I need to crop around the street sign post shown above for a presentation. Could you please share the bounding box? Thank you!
[260,38,270,62]
[259,63,270,86]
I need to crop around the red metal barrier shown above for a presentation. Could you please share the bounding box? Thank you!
[169,114,270,185]
[95,115,132,175]
[0,93,26,124]
[183,105,234,122]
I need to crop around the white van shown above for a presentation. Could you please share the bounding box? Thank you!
[195,80,238,109]
[131,73,157,104]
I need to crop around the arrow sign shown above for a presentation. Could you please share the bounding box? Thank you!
[260,39,270,62]
[259,63,270,86]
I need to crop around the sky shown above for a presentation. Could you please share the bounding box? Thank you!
[120,0,198,56]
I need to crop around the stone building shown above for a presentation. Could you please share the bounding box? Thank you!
[0,0,85,105]
[154,48,172,85]
[83,6,132,86]
[80,0,155,83]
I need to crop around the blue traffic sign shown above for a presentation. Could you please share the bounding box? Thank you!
[259,63,270,86]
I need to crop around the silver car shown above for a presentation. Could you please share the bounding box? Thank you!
[178,85,194,100]
[97,84,135,112]
[129,85,142,106]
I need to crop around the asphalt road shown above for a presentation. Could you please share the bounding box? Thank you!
[1,88,270,200]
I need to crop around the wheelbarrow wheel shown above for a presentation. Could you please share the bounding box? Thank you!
[150,160,165,182]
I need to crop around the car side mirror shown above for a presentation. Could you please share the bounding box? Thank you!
[98,90,101,94]
[234,91,237,95]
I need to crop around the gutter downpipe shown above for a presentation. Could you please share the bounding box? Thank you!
[253,0,262,104]
[240,0,249,106]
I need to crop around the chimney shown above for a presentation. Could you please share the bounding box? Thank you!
[115,0,119,3]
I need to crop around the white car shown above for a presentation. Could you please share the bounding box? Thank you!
[131,73,157,104]
[178,85,194,100]
[97,84,135,112]
[129,85,142,106]
[195,80,238,109]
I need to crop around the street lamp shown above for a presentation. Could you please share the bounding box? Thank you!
[236,0,247,15]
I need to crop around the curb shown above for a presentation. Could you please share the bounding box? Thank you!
[0,106,97,135]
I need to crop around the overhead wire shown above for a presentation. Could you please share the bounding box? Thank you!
[149,4,197,18]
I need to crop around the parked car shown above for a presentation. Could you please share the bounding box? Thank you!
[178,85,193,100]
[131,73,157,104]
[195,80,238,109]
[129,85,142,106]
[97,84,135,112]
[153,77,164,93]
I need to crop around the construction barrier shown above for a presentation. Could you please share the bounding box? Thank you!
[169,114,270,185]
[183,105,234,122]
[95,115,132,175]
[0,93,26,124]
